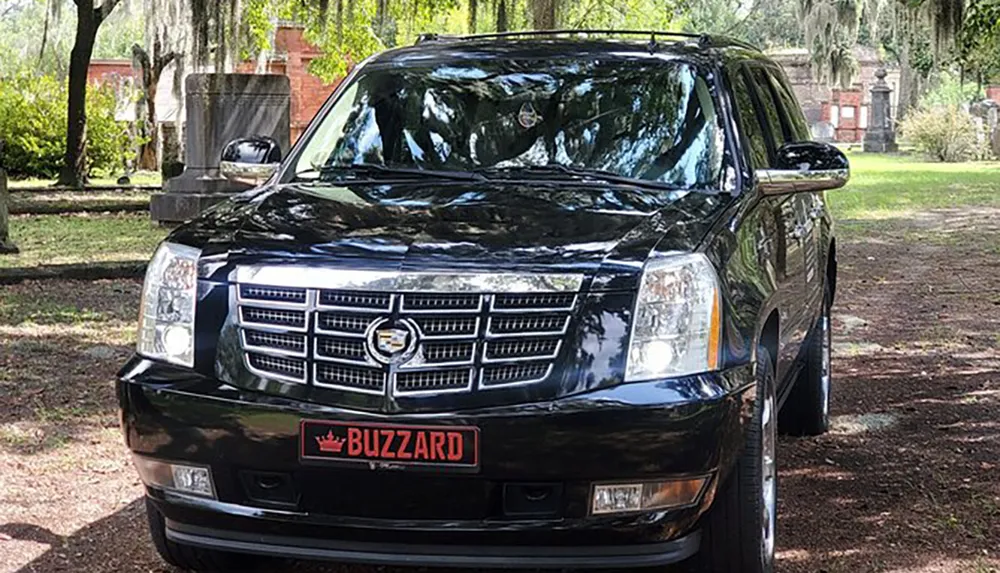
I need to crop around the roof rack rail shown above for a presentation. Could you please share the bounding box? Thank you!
[414,29,760,52]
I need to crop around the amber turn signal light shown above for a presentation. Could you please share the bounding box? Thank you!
[591,476,709,515]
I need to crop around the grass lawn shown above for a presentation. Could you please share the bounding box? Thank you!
[830,153,1000,219]
[7,170,162,190]
[0,213,168,269]
[8,190,151,214]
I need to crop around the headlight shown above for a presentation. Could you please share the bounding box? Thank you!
[137,242,201,367]
[625,253,721,382]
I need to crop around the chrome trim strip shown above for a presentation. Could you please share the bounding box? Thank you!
[411,316,481,341]
[315,293,395,313]
[237,306,309,333]
[482,340,562,363]
[392,369,476,397]
[312,364,387,396]
[757,168,849,195]
[236,266,584,293]
[398,342,478,370]
[478,363,554,390]
[401,293,484,314]
[312,337,378,366]
[236,285,308,308]
[244,353,307,385]
[220,161,279,185]
[240,329,308,359]
[485,315,571,338]
[489,294,578,314]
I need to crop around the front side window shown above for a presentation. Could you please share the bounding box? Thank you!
[288,58,725,190]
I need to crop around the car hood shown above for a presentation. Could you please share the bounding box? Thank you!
[173,181,730,291]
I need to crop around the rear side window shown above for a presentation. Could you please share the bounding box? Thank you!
[765,69,811,142]
[748,67,787,152]
[728,68,769,169]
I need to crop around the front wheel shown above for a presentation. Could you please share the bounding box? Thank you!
[695,347,777,573]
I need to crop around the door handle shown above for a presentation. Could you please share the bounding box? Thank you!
[792,223,807,239]
[809,206,825,219]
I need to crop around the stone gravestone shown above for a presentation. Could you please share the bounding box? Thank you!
[863,68,898,153]
[151,74,290,224]
[0,167,18,254]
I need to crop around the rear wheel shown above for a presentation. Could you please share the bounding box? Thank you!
[695,347,777,573]
[780,283,832,436]
[145,497,269,572]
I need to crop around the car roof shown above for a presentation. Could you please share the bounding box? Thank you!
[368,31,763,68]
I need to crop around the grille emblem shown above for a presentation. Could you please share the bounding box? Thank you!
[367,319,418,364]
[377,328,409,354]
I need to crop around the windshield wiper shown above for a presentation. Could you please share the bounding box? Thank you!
[474,164,682,192]
[318,164,485,183]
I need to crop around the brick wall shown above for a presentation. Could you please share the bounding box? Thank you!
[988,86,1000,105]
[91,26,341,143]
[87,60,136,84]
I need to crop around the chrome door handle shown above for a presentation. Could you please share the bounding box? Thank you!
[809,206,824,219]
[792,224,807,239]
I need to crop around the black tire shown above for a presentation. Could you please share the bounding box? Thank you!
[695,347,777,573]
[144,497,268,572]
[779,284,832,436]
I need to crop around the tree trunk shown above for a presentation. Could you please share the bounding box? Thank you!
[469,0,478,33]
[137,90,159,171]
[531,0,557,30]
[496,0,508,32]
[57,0,99,188]
[897,47,918,122]
[0,168,18,254]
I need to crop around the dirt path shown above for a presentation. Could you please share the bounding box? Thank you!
[1,207,998,573]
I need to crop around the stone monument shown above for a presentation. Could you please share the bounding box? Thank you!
[151,74,291,224]
[863,68,898,153]
[0,167,18,254]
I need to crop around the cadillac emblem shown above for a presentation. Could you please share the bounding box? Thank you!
[367,319,418,364]
[517,102,542,129]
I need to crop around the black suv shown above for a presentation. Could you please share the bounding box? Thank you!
[119,31,848,573]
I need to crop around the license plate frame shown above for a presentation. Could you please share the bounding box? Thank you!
[299,419,480,472]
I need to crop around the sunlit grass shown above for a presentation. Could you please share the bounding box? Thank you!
[0,213,167,269]
[830,153,1000,219]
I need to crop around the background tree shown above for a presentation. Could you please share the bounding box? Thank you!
[56,0,125,187]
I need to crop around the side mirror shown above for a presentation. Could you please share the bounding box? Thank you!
[757,142,850,196]
[219,136,282,186]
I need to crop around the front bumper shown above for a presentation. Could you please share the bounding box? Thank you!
[120,359,754,567]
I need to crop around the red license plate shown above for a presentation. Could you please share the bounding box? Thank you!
[300,420,480,470]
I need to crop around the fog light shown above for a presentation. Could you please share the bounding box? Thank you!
[171,465,214,497]
[132,455,216,499]
[591,477,708,515]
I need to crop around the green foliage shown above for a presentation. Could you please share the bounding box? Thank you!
[683,0,801,49]
[921,72,983,107]
[899,104,986,162]
[0,72,134,179]
[959,0,1000,83]
[0,0,143,79]
[0,73,66,178]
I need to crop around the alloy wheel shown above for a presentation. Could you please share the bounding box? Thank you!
[760,386,778,565]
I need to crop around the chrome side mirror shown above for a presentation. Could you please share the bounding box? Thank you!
[219,136,282,186]
[757,142,850,196]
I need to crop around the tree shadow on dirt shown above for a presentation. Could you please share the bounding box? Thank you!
[776,207,1000,573]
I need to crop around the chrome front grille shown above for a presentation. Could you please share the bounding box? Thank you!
[234,269,580,396]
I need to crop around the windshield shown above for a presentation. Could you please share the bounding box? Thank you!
[287,58,725,189]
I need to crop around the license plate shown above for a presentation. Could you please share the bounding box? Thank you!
[299,420,480,470]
